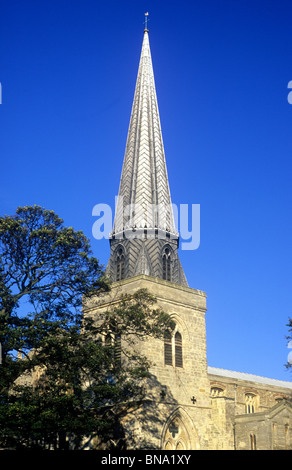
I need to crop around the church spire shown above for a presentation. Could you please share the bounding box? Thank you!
[107,26,188,286]
[113,26,177,238]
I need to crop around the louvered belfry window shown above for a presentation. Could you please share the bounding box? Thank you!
[104,331,122,368]
[114,333,122,367]
[164,331,173,366]
[116,247,125,281]
[175,331,183,368]
[164,329,183,368]
[162,247,171,281]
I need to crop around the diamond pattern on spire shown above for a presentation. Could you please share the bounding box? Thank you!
[113,31,177,236]
[107,31,188,287]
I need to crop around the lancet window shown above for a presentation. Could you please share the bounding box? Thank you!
[164,327,183,368]
[162,246,172,281]
[104,329,122,368]
[175,332,183,368]
[250,433,256,450]
[115,247,125,281]
[164,331,173,366]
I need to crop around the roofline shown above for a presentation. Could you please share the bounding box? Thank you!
[208,366,292,389]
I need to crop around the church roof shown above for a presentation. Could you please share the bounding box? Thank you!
[208,366,292,389]
[112,29,177,237]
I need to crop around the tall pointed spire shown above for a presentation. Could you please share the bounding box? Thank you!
[113,29,176,237]
[107,26,188,287]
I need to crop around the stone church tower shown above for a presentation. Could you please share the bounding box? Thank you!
[85,23,292,450]
[99,25,211,449]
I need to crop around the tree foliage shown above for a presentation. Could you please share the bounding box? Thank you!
[0,206,174,450]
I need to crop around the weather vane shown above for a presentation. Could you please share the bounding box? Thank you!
[144,12,149,31]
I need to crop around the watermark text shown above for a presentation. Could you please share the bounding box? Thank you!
[92,198,200,251]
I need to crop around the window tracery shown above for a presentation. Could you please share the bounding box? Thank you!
[245,393,257,414]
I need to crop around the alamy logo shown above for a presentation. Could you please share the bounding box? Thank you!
[288,81,292,104]
[92,198,200,251]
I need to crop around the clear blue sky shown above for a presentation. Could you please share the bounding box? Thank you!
[1,0,292,381]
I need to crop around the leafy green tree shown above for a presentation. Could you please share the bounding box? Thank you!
[0,206,174,450]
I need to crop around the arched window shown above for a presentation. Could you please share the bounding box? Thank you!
[245,393,256,414]
[164,331,173,366]
[116,247,125,281]
[104,332,122,368]
[175,331,183,368]
[162,412,198,450]
[250,433,256,450]
[162,246,171,281]
[164,328,183,368]
[176,441,186,450]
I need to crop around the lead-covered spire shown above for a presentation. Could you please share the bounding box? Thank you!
[107,28,188,286]
[112,29,177,237]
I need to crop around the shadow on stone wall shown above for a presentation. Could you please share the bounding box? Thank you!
[93,373,179,450]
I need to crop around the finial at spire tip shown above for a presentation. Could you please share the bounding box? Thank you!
[144,12,149,32]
